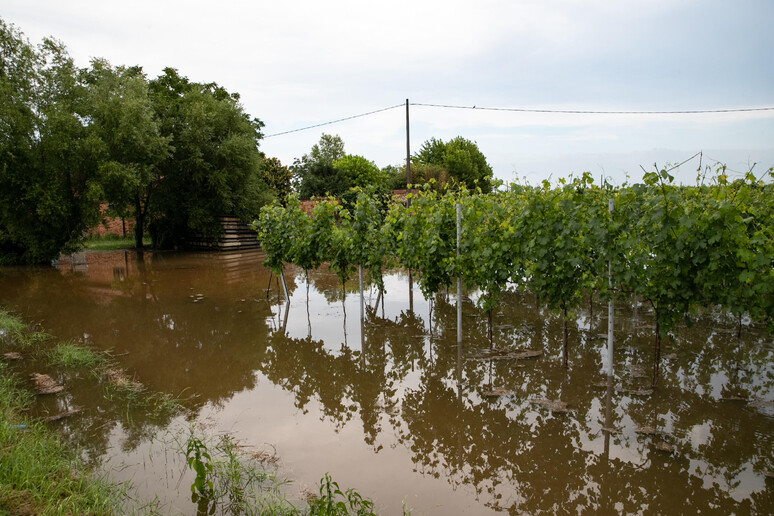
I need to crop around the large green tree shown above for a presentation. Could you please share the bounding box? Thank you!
[0,19,102,264]
[414,136,494,192]
[148,68,272,248]
[83,59,170,248]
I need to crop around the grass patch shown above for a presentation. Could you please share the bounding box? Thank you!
[0,309,53,349]
[100,367,183,421]
[47,341,107,369]
[0,361,124,515]
[0,310,26,343]
[82,234,151,251]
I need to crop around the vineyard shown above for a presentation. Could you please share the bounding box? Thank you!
[253,167,774,386]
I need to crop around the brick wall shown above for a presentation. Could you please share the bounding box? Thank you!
[88,203,136,238]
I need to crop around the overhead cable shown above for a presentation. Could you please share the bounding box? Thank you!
[410,102,774,115]
[262,101,774,138]
[263,103,404,138]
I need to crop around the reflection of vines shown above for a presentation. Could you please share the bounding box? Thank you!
[259,283,773,514]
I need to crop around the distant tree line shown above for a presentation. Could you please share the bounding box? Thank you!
[0,18,290,264]
[292,133,495,202]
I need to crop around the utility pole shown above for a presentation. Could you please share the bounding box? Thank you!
[405,98,411,208]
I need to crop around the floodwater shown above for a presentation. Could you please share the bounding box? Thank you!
[1,249,773,514]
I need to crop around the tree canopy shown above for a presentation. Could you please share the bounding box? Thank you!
[0,18,278,261]
[148,68,272,248]
[0,19,102,263]
[293,134,389,200]
[414,136,494,193]
[84,59,170,248]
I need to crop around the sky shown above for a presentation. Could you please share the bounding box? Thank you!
[4,0,773,185]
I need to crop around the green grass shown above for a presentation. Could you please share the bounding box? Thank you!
[0,361,124,515]
[0,309,53,349]
[82,234,151,251]
[47,341,107,369]
[0,310,26,343]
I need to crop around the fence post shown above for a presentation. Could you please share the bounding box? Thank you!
[606,198,614,376]
[457,202,462,344]
[280,269,290,304]
[358,265,364,322]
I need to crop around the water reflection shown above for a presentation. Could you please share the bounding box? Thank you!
[0,251,772,514]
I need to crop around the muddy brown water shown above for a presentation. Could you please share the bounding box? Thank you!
[1,249,773,514]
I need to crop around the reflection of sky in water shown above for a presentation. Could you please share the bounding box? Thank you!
[1,251,773,515]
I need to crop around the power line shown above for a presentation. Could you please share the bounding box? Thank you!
[263,103,404,138]
[410,102,774,115]
[262,101,774,139]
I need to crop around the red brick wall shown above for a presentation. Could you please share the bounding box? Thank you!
[88,203,136,238]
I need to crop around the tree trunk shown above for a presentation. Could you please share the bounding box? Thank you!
[562,306,569,368]
[487,308,493,344]
[133,195,144,249]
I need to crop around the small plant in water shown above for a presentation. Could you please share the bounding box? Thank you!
[309,473,376,516]
[186,434,215,501]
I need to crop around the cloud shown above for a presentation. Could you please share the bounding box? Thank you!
[3,0,772,182]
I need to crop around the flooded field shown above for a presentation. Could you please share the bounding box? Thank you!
[1,249,773,514]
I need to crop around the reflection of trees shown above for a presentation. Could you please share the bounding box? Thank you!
[254,284,773,513]
[0,250,276,461]
[2,259,773,513]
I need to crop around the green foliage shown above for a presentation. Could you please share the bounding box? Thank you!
[186,434,215,499]
[334,155,385,191]
[47,341,106,369]
[261,157,294,203]
[389,187,461,297]
[293,135,391,203]
[182,431,299,515]
[308,473,376,516]
[1,20,275,259]
[83,58,171,248]
[414,136,494,193]
[293,134,347,200]
[253,199,303,276]
[255,165,774,383]
[0,19,103,263]
[148,68,272,249]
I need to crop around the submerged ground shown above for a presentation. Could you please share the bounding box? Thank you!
[0,249,772,514]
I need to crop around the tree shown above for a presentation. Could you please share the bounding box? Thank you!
[292,134,346,199]
[0,19,102,263]
[414,136,494,192]
[148,68,272,248]
[83,59,170,249]
[260,157,293,203]
[333,154,385,190]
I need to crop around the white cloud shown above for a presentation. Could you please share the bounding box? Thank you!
[3,0,772,182]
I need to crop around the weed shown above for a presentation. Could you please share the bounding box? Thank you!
[186,434,215,499]
[309,473,376,516]
[182,430,301,515]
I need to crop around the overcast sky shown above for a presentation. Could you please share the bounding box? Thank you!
[5,0,773,185]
